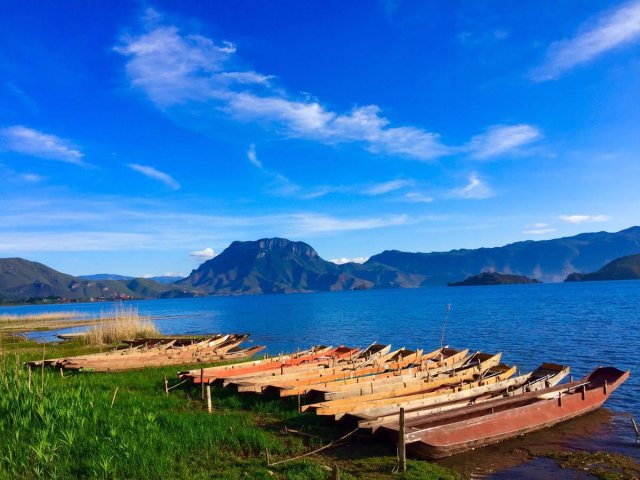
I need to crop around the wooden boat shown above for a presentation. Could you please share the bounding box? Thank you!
[228,346,406,393]
[358,363,570,430]
[309,348,472,402]
[307,348,470,401]
[380,366,629,459]
[352,343,392,364]
[305,354,504,417]
[189,346,360,384]
[28,334,262,372]
[273,349,426,397]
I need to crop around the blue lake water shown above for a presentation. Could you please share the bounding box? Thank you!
[3,280,639,476]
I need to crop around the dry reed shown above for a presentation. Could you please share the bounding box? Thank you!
[0,311,85,324]
[83,305,158,345]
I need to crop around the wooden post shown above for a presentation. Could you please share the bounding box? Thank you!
[398,407,407,472]
[164,375,169,396]
[297,393,301,413]
[200,368,204,400]
[604,380,608,395]
[206,385,212,413]
[332,463,340,480]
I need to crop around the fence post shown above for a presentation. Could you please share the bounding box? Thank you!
[398,407,406,472]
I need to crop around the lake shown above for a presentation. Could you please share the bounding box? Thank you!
[2,280,639,476]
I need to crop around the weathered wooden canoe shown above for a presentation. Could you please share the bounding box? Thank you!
[273,349,427,397]
[306,353,504,417]
[381,366,629,459]
[29,334,261,372]
[359,363,570,430]
[306,348,470,402]
[178,345,333,380]
[189,346,360,384]
[229,346,416,393]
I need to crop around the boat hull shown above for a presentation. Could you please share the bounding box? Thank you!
[398,367,629,459]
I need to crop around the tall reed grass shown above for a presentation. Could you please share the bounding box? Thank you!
[84,305,159,345]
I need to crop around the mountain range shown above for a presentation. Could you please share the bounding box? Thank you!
[0,258,198,304]
[2,226,640,302]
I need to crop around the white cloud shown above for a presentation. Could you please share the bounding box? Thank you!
[534,1,640,81]
[245,144,337,199]
[523,228,557,235]
[0,126,86,166]
[403,192,434,203]
[247,144,262,168]
[20,173,45,182]
[330,257,369,265]
[467,124,542,159]
[285,213,409,235]
[559,214,610,224]
[115,13,454,161]
[450,172,494,199]
[363,179,412,195]
[127,163,180,190]
[190,247,216,260]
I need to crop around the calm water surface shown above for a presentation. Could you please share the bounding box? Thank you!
[3,281,639,477]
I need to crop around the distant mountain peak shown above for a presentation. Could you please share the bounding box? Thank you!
[227,238,318,258]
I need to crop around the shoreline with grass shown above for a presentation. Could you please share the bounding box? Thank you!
[2,309,639,479]
[0,336,462,480]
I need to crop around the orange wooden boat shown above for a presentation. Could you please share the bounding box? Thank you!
[189,346,359,384]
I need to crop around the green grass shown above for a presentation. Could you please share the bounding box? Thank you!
[0,337,460,480]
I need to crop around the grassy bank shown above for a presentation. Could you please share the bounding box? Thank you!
[0,306,158,346]
[0,337,460,480]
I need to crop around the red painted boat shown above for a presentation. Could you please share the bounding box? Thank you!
[381,366,629,459]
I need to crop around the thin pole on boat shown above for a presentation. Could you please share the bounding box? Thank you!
[439,304,452,349]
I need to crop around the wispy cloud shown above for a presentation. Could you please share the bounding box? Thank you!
[330,256,369,265]
[286,213,409,235]
[363,179,412,195]
[0,195,414,252]
[190,247,216,260]
[533,1,640,81]
[246,144,337,199]
[467,124,542,159]
[0,125,87,166]
[247,144,262,168]
[20,173,45,183]
[127,163,180,190]
[116,10,535,162]
[523,223,557,235]
[450,172,494,199]
[403,192,434,203]
[559,214,610,224]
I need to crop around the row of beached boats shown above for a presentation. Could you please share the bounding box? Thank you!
[178,342,629,459]
[27,334,265,372]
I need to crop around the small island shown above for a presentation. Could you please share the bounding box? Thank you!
[448,272,541,287]
[565,253,640,282]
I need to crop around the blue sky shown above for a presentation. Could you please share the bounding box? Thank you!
[1,1,640,277]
